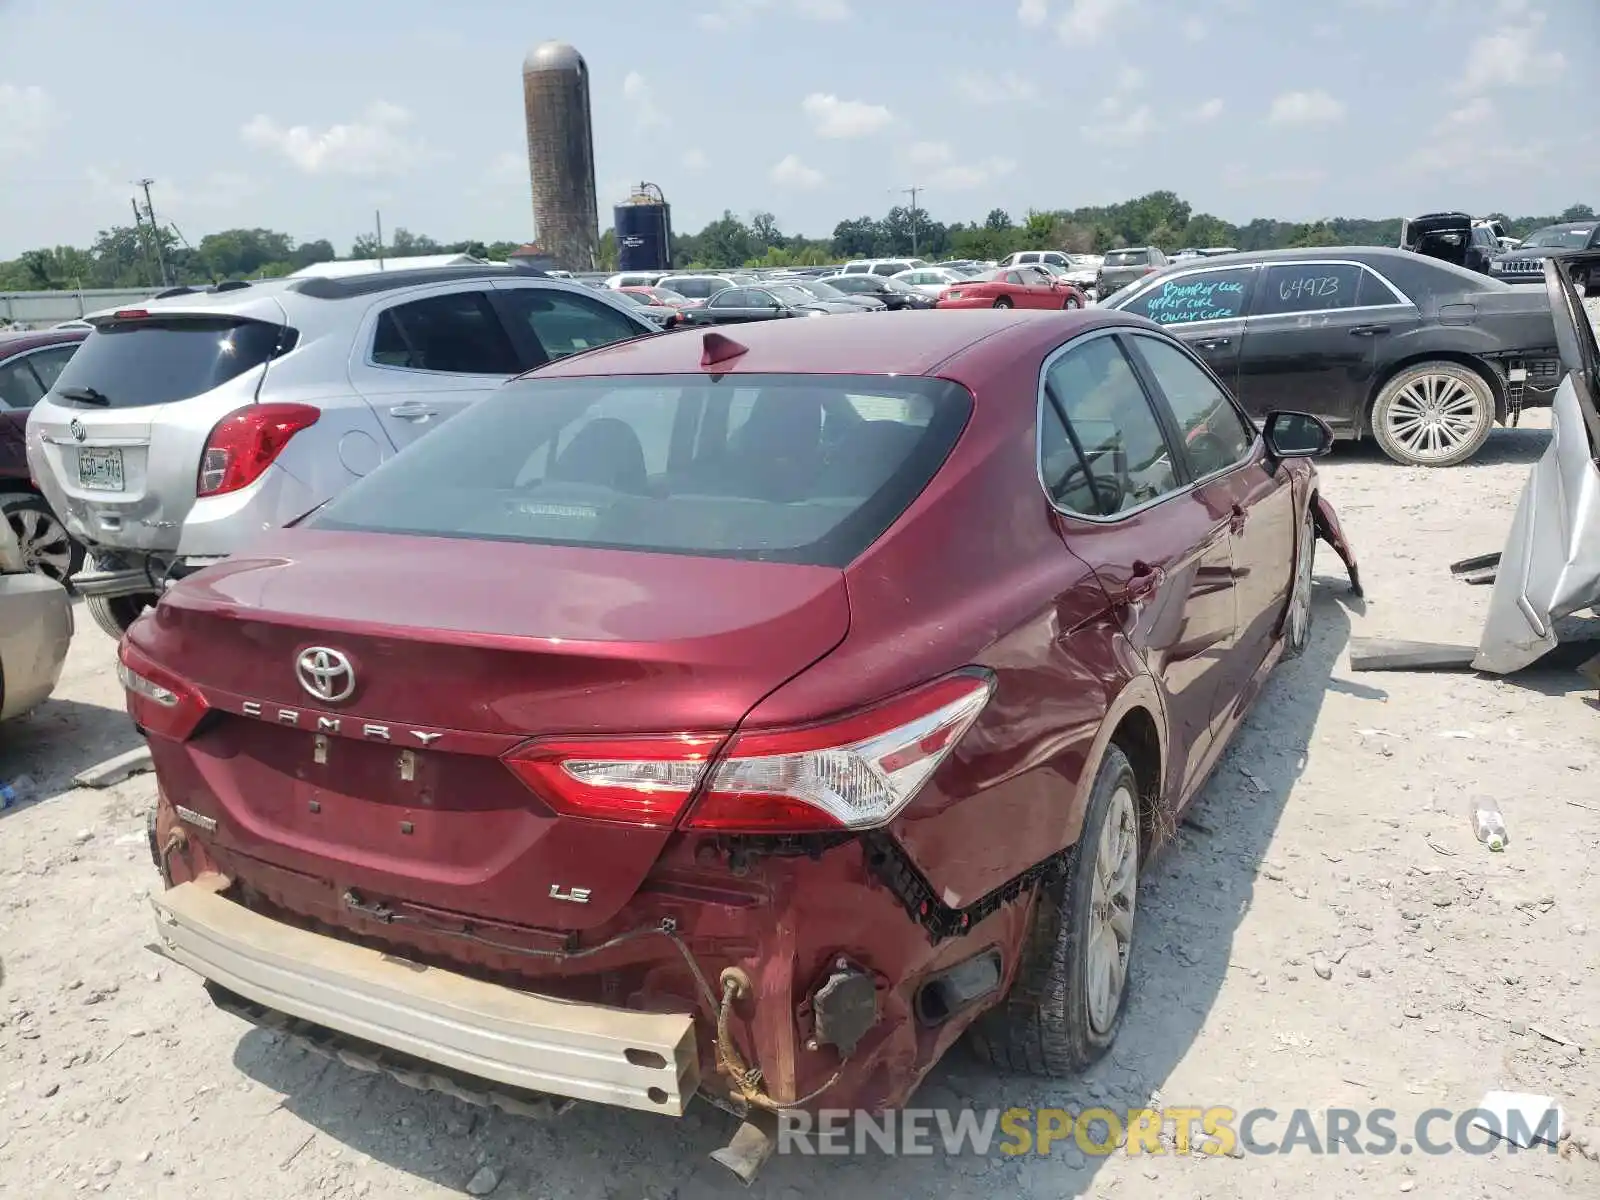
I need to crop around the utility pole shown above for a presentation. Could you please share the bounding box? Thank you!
[135,178,171,287]
[374,210,385,270]
[130,197,161,289]
[903,185,923,256]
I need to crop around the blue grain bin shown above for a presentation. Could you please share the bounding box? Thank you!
[614,183,673,271]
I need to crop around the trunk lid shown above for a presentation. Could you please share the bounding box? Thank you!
[137,529,851,930]
[26,296,292,554]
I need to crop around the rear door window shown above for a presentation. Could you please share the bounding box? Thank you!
[23,345,78,393]
[1039,334,1181,516]
[0,357,47,409]
[495,288,647,362]
[1255,263,1363,315]
[310,374,973,568]
[52,318,287,408]
[372,292,519,374]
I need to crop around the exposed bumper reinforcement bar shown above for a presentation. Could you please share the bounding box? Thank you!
[149,879,699,1115]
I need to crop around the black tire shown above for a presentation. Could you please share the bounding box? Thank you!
[1062,294,1080,310]
[1281,506,1316,661]
[0,493,83,587]
[85,593,157,640]
[967,744,1140,1075]
[992,297,1013,309]
[1370,361,1495,467]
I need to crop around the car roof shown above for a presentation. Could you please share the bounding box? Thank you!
[527,308,1141,380]
[0,328,89,355]
[1142,245,1441,271]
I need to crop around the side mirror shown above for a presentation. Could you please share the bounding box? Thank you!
[1262,410,1335,465]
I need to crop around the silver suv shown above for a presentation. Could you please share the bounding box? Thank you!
[27,265,654,637]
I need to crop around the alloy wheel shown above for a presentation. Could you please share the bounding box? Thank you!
[7,504,76,585]
[1086,784,1138,1036]
[1382,372,1486,463]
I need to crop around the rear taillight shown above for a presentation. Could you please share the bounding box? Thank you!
[117,640,209,739]
[502,673,993,833]
[197,403,320,497]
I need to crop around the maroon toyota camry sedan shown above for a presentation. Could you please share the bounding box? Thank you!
[127,310,1359,1134]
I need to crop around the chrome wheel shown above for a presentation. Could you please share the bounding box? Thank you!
[4,499,77,585]
[1382,372,1487,463]
[1087,784,1138,1036]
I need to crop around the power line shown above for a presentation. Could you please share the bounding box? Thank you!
[134,178,171,287]
[903,186,923,256]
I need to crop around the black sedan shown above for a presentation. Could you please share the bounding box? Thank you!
[1103,246,1561,467]
[680,283,861,325]
[1490,221,1600,295]
[781,277,888,312]
[816,273,936,310]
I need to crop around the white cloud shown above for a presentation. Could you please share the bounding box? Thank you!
[1083,93,1157,143]
[1018,0,1049,25]
[622,71,668,129]
[1266,89,1347,126]
[1221,164,1329,189]
[801,92,893,138]
[1055,0,1130,44]
[0,84,58,156]
[84,167,257,214]
[1313,21,1339,37]
[769,153,824,188]
[1442,96,1493,127]
[1460,15,1565,92]
[955,71,1039,104]
[1113,64,1146,91]
[1182,16,1206,39]
[793,0,852,18]
[930,157,1017,191]
[907,140,953,167]
[240,101,423,175]
[698,0,851,29]
[1189,97,1225,122]
[682,147,709,170]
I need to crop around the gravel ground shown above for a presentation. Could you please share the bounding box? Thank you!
[3,336,1599,1197]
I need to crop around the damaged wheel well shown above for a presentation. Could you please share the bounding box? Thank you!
[1108,707,1164,856]
[1362,352,1505,435]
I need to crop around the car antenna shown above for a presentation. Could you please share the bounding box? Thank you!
[700,331,749,369]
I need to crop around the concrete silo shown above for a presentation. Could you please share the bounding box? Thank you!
[521,41,600,272]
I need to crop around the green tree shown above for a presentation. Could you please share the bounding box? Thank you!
[697,211,755,267]
[830,216,879,258]
[984,208,1014,232]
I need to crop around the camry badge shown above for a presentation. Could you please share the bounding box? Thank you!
[296,647,356,703]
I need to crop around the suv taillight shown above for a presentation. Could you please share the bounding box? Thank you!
[502,672,994,833]
[197,403,320,497]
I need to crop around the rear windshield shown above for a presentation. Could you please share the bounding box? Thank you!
[1520,225,1597,250]
[1104,251,1150,267]
[310,373,972,567]
[52,317,286,408]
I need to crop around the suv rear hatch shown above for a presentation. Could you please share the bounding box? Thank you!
[28,293,294,554]
[131,532,852,932]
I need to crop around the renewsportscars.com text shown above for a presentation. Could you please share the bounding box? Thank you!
[777,1106,1561,1157]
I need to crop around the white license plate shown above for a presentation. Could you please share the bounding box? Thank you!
[77,447,125,492]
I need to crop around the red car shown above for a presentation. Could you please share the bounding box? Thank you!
[129,312,1358,1160]
[0,328,87,583]
[936,266,1087,310]
[618,285,693,309]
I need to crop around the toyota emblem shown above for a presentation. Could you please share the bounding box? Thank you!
[69,418,87,443]
[296,647,356,703]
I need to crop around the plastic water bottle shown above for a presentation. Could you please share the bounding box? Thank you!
[1468,796,1508,851]
[0,774,37,811]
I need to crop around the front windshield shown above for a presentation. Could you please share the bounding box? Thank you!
[1520,225,1596,250]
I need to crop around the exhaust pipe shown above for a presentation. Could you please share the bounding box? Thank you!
[913,949,1002,1026]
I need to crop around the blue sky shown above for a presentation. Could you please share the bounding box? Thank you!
[0,0,1594,257]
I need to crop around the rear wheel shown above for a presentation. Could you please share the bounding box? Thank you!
[1370,362,1495,467]
[992,296,1013,309]
[1062,294,1080,309]
[967,745,1139,1075]
[81,554,157,639]
[0,493,82,586]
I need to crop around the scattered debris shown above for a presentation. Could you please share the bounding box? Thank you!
[72,745,154,789]
[1471,1091,1564,1149]
[465,1165,502,1196]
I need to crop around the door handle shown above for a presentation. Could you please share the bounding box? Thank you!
[1229,503,1248,533]
[389,403,439,421]
[1194,337,1231,350]
[1126,560,1166,602]
[1349,324,1389,337]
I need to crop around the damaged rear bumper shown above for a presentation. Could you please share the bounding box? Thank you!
[149,877,699,1116]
